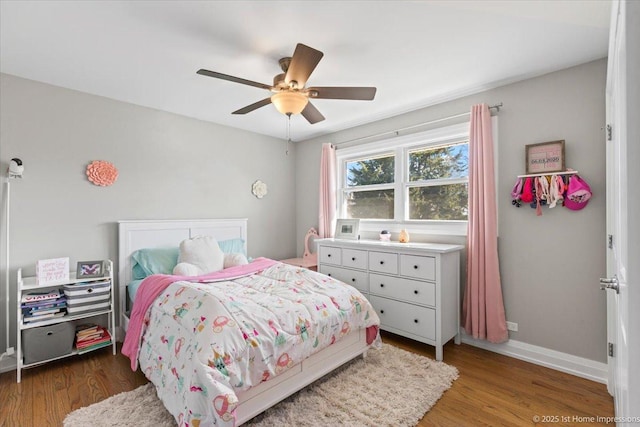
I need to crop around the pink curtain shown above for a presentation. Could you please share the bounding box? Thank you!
[462,104,508,343]
[318,143,337,238]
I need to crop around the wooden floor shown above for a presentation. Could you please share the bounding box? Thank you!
[0,332,614,427]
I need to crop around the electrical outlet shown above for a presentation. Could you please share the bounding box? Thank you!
[506,321,518,332]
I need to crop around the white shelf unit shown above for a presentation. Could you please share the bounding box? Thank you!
[316,239,463,361]
[16,260,116,382]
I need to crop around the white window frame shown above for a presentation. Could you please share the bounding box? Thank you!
[336,118,498,237]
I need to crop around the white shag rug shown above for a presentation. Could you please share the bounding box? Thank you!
[64,343,458,427]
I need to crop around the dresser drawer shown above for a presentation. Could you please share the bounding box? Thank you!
[369,273,435,307]
[318,265,368,293]
[369,251,398,274]
[319,246,342,266]
[342,248,368,270]
[369,295,435,341]
[400,254,436,281]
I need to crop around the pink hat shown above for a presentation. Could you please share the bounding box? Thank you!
[520,177,534,203]
[564,175,592,210]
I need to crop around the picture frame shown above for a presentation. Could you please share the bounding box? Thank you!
[525,140,565,174]
[76,260,104,279]
[334,219,360,240]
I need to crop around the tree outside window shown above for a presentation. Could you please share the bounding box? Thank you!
[342,140,468,221]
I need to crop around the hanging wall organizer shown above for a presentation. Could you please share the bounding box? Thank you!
[511,170,592,215]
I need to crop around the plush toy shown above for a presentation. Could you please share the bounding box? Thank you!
[173,235,224,276]
[223,253,248,269]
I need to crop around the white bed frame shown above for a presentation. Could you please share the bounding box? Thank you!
[117,219,370,425]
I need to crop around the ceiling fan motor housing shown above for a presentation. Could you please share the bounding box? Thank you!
[196,43,376,124]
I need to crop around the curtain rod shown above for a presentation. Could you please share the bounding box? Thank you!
[335,102,503,147]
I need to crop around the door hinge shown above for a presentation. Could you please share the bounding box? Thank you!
[608,234,614,249]
[606,124,613,141]
[608,342,614,357]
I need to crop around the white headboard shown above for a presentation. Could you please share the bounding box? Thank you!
[117,218,247,336]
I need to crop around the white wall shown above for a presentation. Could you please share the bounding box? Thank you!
[295,59,608,363]
[0,74,297,354]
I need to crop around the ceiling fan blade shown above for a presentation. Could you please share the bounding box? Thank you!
[307,86,377,100]
[301,102,325,124]
[197,69,272,90]
[232,97,272,115]
[285,44,324,88]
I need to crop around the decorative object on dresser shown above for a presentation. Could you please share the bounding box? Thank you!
[334,218,360,239]
[15,260,116,383]
[379,230,391,241]
[398,228,410,243]
[317,238,463,361]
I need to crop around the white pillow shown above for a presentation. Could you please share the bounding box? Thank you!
[173,262,201,276]
[224,253,249,269]
[172,235,224,276]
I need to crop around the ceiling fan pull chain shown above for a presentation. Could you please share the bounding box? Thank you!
[285,113,292,156]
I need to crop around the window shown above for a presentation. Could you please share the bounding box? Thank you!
[336,121,483,235]
[345,154,395,219]
[407,142,468,220]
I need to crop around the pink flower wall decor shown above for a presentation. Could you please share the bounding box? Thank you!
[86,160,118,186]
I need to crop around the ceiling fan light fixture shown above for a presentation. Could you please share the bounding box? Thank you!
[271,91,308,115]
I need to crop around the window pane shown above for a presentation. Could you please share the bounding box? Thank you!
[346,155,394,187]
[409,143,468,181]
[346,189,394,219]
[408,184,468,220]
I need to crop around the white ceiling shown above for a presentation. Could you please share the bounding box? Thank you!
[0,1,611,142]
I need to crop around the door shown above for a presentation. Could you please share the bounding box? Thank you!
[604,0,639,420]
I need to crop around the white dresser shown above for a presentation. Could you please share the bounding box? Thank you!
[316,238,464,361]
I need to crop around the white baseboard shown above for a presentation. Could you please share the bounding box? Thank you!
[460,332,608,384]
[0,355,17,374]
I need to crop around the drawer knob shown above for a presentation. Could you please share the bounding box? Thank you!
[328,254,332,257]
[414,319,419,323]
[380,284,384,288]
[414,290,418,294]
[352,257,356,261]
[380,309,384,314]
[414,265,419,269]
[327,273,332,277]
[380,261,384,265]
[351,278,356,282]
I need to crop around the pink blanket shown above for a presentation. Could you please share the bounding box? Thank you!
[121,257,278,370]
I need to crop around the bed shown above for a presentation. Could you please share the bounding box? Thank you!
[117,219,380,426]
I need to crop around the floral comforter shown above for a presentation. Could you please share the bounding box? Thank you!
[125,259,380,427]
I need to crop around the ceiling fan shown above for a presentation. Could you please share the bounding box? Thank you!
[196,43,376,124]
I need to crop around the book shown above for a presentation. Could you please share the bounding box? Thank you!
[21,298,67,309]
[24,307,62,316]
[23,311,65,323]
[76,324,100,335]
[77,335,111,348]
[21,289,62,303]
[76,325,109,345]
[76,328,112,350]
[77,340,112,354]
